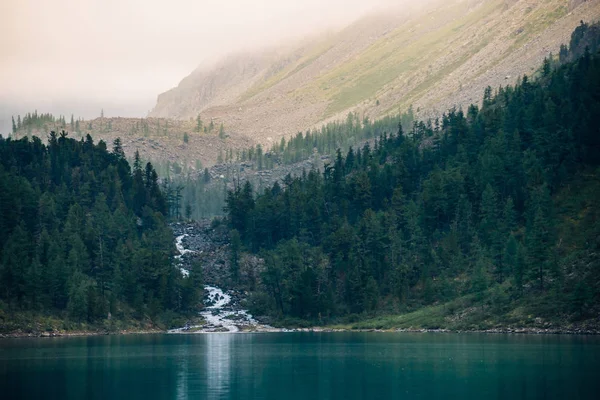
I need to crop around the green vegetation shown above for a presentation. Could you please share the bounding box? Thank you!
[10,111,85,138]
[240,41,335,103]
[225,0,572,123]
[195,114,203,132]
[230,108,414,171]
[319,0,504,116]
[168,171,228,220]
[224,30,600,329]
[0,133,202,333]
[510,1,568,51]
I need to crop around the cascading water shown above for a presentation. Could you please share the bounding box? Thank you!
[174,234,192,277]
[198,286,259,333]
[169,227,269,333]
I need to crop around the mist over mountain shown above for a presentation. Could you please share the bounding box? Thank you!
[1,0,399,131]
[0,99,153,136]
[151,0,600,146]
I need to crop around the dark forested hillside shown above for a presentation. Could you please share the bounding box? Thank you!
[225,31,600,328]
[0,133,199,332]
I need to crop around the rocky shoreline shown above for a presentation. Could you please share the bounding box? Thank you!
[0,328,165,339]
[3,325,599,339]
[297,327,600,335]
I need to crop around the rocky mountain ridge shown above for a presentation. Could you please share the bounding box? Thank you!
[150,0,600,147]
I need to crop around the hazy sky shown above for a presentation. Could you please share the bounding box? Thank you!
[0,0,397,126]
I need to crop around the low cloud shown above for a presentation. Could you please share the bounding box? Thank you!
[0,0,403,124]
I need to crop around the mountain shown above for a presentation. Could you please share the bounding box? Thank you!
[12,1,598,172]
[223,26,600,330]
[150,0,600,146]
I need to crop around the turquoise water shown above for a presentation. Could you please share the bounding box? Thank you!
[1,332,599,399]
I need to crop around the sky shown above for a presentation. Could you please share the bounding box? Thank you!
[0,0,398,131]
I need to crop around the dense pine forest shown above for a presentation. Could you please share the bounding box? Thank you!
[0,133,199,332]
[2,22,599,333]
[225,23,600,327]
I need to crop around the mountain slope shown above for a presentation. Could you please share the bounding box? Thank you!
[223,35,600,329]
[10,116,254,170]
[150,0,600,145]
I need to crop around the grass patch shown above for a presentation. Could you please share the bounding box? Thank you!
[239,41,334,102]
[321,0,504,116]
[328,58,416,114]
[509,1,568,52]
[351,304,450,330]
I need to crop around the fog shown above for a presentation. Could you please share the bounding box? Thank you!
[0,0,404,132]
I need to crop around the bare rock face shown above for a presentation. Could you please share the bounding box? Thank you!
[150,0,600,147]
[150,51,281,120]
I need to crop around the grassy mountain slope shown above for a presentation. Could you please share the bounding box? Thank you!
[150,0,600,146]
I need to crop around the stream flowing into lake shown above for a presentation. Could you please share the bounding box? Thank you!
[169,228,269,333]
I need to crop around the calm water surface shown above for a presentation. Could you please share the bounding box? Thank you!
[1,332,599,399]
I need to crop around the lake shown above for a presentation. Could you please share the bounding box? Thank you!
[1,332,599,399]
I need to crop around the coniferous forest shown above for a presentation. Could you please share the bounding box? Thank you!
[225,26,600,327]
[0,133,199,332]
[1,22,600,333]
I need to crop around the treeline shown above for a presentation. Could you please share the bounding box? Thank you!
[172,107,414,220]
[171,173,228,220]
[12,111,88,138]
[149,158,226,220]
[220,109,415,173]
[225,36,600,322]
[265,109,415,167]
[0,133,200,327]
[161,173,227,221]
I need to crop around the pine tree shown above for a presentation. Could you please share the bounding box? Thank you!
[185,202,192,221]
[256,145,263,170]
[502,234,518,285]
[112,138,125,159]
[1,223,30,303]
[230,229,241,283]
[526,208,551,291]
[196,114,202,132]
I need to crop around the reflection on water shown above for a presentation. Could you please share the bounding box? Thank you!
[174,334,233,400]
[175,345,188,400]
[206,334,232,399]
[1,333,600,400]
